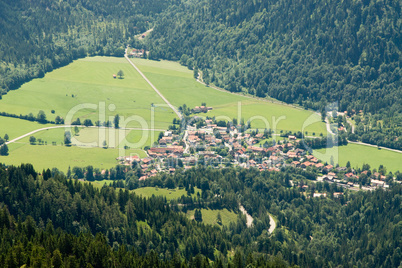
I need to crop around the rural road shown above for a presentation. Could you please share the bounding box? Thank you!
[348,141,402,153]
[239,204,276,234]
[124,48,182,119]
[337,112,355,133]
[5,125,165,146]
[347,118,355,133]
[183,130,190,154]
[239,205,253,227]
[268,213,276,234]
[325,118,335,136]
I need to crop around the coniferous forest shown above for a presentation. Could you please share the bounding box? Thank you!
[0,0,401,267]
[145,0,402,150]
[0,164,400,267]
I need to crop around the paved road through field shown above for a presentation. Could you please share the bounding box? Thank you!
[124,48,182,119]
[5,125,165,145]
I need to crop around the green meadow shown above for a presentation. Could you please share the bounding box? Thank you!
[0,56,169,170]
[1,56,399,173]
[0,117,52,140]
[314,143,402,173]
[186,208,238,227]
[132,187,202,201]
[0,126,157,170]
[5,127,158,149]
[0,57,176,129]
[131,58,327,135]
[0,144,146,172]
[86,180,120,189]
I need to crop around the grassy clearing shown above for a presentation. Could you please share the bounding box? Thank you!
[2,127,154,171]
[0,144,146,172]
[0,57,168,170]
[132,187,201,201]
[254,136,286,146]
[86,180,117,189]
[131,58,327,135]
[186,208,238,227]
[314,143,402,173]
[0,117,53,140]
[0,56,176,129]
[14,127,158,149]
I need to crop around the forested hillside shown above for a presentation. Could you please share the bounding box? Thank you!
[0,164,400,267]
[0,0,177,94]
[147,0,401,113]
[145,0,402,149]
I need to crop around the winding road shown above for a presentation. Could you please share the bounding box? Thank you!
[325,117,336,136]
[268,213,276,234]
[239,205,253,227]
[239,204,276,234]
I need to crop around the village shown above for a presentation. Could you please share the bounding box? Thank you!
[116,111,398,196]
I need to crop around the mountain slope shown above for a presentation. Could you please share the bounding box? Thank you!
[146,0,401,114]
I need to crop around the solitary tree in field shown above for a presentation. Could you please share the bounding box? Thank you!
[117,70,124,79]
[3,134,8,142]
[64,131,72,146]
[29,136,36,145]
[216,212,222,225]
[194,209,203,222]
[74,126,79,136]
[114,114,120,128]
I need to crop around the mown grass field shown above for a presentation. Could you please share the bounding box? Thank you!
[132,187,201,201]
[10,127,158,149]
[0,57,168,170]
[0,143,146,172]
[0,126,156,170]
[131,58,327,135]
[0,57,176,129]
[186,208,238,227]
[314,143,402,173]
[0,117,53,140]
[86,180,119,189]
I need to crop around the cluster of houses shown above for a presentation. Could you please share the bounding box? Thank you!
[128,48,146,58]
[117,117,393,192]
[191,106,213,113]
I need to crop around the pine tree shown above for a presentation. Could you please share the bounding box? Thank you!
[0,144,8,156]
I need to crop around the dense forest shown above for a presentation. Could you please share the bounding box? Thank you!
[147,0,401,112]
[0,164,400,267]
